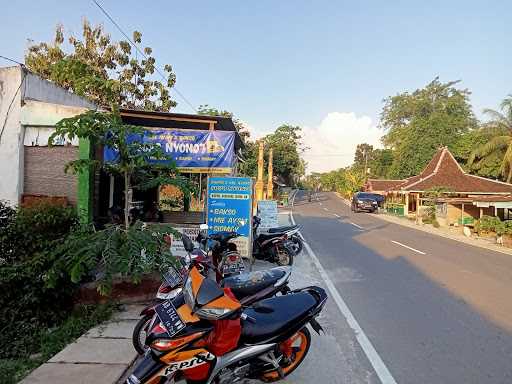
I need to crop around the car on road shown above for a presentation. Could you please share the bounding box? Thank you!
[351,192,381,213]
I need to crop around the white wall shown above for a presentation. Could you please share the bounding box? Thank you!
[0,66,23,205]
[0,66,96,206]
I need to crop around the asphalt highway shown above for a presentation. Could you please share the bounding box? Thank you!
[292,191,512,384]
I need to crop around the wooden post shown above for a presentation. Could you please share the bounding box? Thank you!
[404,193,409,216]
[461,203,465,227]
[267,148,273,200]
[479,207,483,219]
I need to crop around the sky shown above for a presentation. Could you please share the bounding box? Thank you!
[1,0,510,173]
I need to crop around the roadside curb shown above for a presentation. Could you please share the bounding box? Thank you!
[334,192,512,257]
[20,305,142,384]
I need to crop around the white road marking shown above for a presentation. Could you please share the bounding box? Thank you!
[349,221,364,230]
[323,207,329,211]
[289,208,398,384]
[334,213,341,218]
[391,240,426,255]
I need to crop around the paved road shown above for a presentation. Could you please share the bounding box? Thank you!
[293,191,512,384]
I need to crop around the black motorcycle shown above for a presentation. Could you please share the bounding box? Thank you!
[253,217,295,266]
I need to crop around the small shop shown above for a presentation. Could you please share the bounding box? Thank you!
[92,108,245,226]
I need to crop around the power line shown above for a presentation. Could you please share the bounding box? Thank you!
[91,0,197,113]
[0,55,24,66]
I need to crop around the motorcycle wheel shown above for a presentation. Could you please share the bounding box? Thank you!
[291,236,303,255]
[132,314,153,355]
[276,245,294,266]
[260,327,311,382]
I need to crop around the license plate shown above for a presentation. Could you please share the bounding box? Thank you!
[222,260,245,275]
[155,301,186,337]
[163,266,183,287]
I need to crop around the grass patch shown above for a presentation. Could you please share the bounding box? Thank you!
[0,304,114,384]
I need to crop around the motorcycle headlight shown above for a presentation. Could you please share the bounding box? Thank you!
[194,306,233,320]
[183,277,195,310]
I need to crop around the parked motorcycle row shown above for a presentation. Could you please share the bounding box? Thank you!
[127,216,327,384]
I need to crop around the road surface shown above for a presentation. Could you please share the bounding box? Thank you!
[292,191,512,384]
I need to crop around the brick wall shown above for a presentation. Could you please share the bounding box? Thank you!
[24,146,78,205]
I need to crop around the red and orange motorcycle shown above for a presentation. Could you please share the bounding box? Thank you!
[126,266,327,384]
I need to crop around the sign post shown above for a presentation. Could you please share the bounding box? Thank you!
[206,177,253,260]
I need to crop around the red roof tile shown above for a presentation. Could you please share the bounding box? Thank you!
[366,179,406,192]
[392,147,512,194]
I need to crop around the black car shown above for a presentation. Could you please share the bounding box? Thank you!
[351,192,382,213]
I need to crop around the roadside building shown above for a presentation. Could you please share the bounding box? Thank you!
[365,147,512,226]
[0,65,243,226]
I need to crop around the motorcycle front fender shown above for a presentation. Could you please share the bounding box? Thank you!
[127,352,167,384]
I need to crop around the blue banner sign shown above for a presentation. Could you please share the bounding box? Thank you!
[207,177,253,257]
[104,129,235,173]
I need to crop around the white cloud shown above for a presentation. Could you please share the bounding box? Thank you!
[302,112,382,174]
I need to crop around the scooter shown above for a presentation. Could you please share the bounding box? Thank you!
[258,218,303,255]
[132,232,292,354]
[252,217,296,265]
[126,266,327,384]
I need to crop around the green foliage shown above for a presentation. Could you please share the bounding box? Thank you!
[308,167,364,198]
[467,95,512,182]
[264,125,306,186]
[50,109,192,228]
[0,202,77,263]
[46,222,180,295]
[380,77,477,178]
[474,215,510,236]
[0,304,113,384]
[25,19,176,111]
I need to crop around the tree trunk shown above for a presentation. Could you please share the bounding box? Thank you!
[507,167,512,183]
[124,170,130,229]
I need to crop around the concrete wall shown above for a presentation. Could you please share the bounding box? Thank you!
[0,67,23,205]
[0,66,96,206]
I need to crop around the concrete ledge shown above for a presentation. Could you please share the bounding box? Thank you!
[49,337,135,365]
[20,362,129,384]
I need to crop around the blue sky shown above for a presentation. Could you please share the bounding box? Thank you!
[1,1,509,172]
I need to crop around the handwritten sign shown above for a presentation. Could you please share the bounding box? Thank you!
[257,200,279,230]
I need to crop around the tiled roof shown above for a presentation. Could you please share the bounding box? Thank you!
[366,179,406,192]
[392,147,512,194]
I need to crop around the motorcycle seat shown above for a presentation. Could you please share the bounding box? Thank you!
[222,267,290,300]
[240,292,317,344]
[257,232,285,241]
[267,225,298,233]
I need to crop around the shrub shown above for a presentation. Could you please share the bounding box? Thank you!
[432,219,440,228]
[475,215,502,235]
[46,221,180,295]
[0,203,78,359]
[0,202,77,263]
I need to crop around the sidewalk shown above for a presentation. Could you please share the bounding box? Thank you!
[336,193,512,256]
[20,305,143,384]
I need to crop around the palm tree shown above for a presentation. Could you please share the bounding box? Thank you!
[468,95,512,182]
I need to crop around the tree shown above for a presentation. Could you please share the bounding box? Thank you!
[25,19,177,111]
[380,77,477,178]
[468,95,512,182]
[264,125,306,186]
[353,143,374,172]
[370,148,394,179]
[196,105,257,177]
[49,109,190,229]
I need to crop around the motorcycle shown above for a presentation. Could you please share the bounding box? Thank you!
[252,217,295,265]
[132,232,292,355]
[126,265,327,384]
[261,219,303,255]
